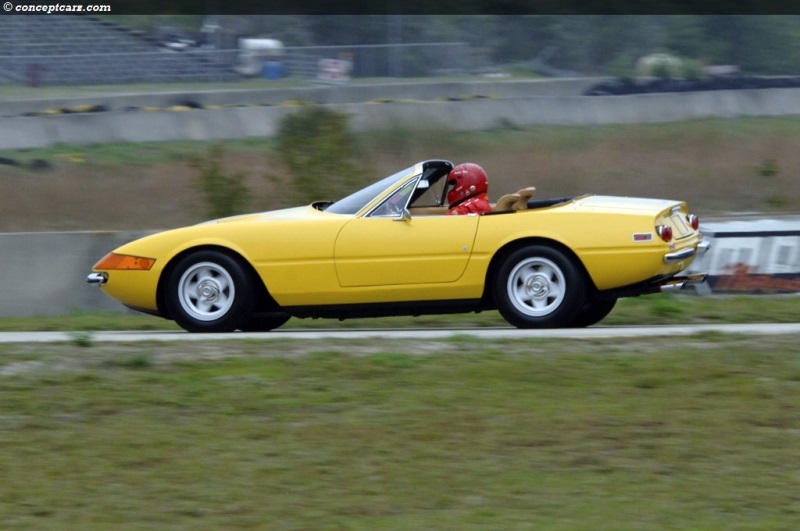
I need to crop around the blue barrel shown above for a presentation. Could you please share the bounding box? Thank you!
[262,61,282,80]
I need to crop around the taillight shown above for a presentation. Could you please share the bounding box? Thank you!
[688,214,700,231]
[656,225,673,242]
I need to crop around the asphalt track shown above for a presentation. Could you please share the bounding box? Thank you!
[0,323,799,343]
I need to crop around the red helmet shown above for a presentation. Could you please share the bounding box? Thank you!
[447,163,488,206]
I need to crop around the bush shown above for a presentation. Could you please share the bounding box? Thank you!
[680,59,705,80]
[188,143,249,219]
[276,105,363,203]
[608,53,636,81]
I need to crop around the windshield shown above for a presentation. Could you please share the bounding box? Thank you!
[323,166,415,215]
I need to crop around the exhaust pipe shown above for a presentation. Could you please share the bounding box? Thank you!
[660,281,687,292]
[659,273,707,293]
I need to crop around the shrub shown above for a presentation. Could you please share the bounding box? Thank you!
[608,53,636,81]
[680,59,705,81]
[188,143,249,219]
[276,105,363,203]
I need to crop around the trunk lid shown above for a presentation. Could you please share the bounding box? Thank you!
[573,195,694,240]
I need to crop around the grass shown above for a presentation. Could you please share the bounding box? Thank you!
[1,334,799,529]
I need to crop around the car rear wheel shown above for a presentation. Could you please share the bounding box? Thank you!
[494,245,586,328]
[165,250,255,333]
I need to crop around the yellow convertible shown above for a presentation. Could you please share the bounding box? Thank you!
[87,160,708,332]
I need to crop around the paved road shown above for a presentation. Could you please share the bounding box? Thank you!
[1,323,799,343]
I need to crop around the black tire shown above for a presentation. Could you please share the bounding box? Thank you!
[494,245,586,328]
[240,313,291,332]
[165,250,255,333]
[569,297,617,328]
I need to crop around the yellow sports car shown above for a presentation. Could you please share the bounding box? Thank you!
[87,160,708,332]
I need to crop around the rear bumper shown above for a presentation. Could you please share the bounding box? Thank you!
[664,239,710,264]
[664,248,695,263]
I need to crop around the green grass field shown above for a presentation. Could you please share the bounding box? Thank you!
[1,332,799,529]
[1,295,799,528]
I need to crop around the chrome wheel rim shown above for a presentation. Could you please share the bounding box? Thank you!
[507,257,566,317]
[177,261,235,321]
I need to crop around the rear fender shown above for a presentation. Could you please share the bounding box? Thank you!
[481,237,595,305]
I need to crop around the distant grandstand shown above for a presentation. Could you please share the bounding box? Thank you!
[0,16,238,85]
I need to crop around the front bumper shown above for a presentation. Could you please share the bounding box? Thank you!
[87,272,108,286]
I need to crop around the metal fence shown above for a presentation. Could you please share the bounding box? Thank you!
[284,43,472,80]
[0,43,473,88]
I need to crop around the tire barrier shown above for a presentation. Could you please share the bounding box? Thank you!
[584,75,800,96]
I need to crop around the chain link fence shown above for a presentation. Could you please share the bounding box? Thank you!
[0,44,473,87]
[282,43,473,80]
[0,14,474,88]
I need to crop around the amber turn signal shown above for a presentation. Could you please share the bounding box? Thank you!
[93,252,155,271]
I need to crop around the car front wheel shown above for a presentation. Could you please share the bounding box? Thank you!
[165,250,255,333]
[240,313,292,332]
[569,297,617,328]
[494,245,586,328]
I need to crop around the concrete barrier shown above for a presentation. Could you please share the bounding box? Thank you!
[0,231,152,317]
[4,86,800,150]
[6,78,800,149]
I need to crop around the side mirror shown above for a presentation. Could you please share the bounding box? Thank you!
[393,208,412,222]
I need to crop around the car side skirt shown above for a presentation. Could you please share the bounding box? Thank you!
[283,299,491,320]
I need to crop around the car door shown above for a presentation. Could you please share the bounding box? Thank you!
[334,213,480,287]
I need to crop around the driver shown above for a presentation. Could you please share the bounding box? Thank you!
[447,163,492,215]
